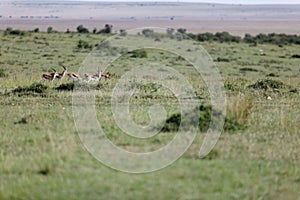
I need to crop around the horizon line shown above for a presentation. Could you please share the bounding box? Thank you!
[12,0,300,5]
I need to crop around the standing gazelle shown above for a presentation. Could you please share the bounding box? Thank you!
[42,69,59,81]
[84,68,102,82]
[55,65,67,80]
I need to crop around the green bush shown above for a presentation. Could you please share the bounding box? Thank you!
[77,40,92,49]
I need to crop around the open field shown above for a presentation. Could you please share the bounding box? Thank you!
[0,28,300,199]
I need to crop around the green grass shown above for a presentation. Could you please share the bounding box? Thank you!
[0,30,300,199]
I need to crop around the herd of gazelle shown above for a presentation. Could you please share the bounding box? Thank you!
[41,66,110,82]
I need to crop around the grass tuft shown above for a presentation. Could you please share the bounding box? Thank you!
[227,94,254,125]
[0,68,8,78]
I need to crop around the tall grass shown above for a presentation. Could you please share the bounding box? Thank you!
[227,93,254,125]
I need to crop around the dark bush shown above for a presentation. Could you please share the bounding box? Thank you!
[55,82,74,91]
[291,54,300,59]
[248,79,285,90]
[47,26,53,33]
[130,50,147,58]
[98,24,113,34]
[77,25,89,33]
[267,73,279,77]
[56,82,101,92]
[177,28,187,34]
[4,28,26,36]
[216,57,231,62]
[11,83,49,96]
[142,29,154,37]
[161,105,246,133]
[239,67,259,72]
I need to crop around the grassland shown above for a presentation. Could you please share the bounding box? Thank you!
[0,30,300,199]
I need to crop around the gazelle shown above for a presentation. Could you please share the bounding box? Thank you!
[55,65,67,80]
[84,68,102,82]
[67,72,82,81]
[42,69,59,81]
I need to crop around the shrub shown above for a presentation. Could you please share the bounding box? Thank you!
[216,57,231,62]
[55,82,74,91]
[224,79,249,92]
[161,104,246,133]
[239,67,259,72]
[248,79,285,90]
[98,24,113,34]
[77,40,92,49]
[10,83,49,96]
[177,28,187,34]
[56,82,101,92]
[76,25,89,33]
[291,54,300,59]
[47,26,53,33]
[142,29,154,37]
[4,28,26,36]
[130,50,147,58]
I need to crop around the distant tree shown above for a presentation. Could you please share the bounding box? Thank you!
[98,24,113,34]
[197,32,215,41]
[177,28,187,34]
[92,28,97,34]
[66,28,70,33]
[76,25,89,33]
[33,28,39,33]
[47,26,53,33]
[142,29,154,37]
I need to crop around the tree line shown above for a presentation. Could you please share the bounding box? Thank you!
[187,31,300,46]
[3,25,300,46]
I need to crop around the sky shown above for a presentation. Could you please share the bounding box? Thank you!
[60,0,300,4]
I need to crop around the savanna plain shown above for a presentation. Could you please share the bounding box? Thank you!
[0,27,300,200]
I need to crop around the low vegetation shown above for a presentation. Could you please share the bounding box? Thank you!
[9,82,49,96]
[162,104,247,133]
[0,27,300,199]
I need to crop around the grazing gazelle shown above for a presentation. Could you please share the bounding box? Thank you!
[84,68,102,82]
[42,69,59,81]
[67,72,82,81]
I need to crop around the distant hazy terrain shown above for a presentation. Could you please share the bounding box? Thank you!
[0,1,300,35]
